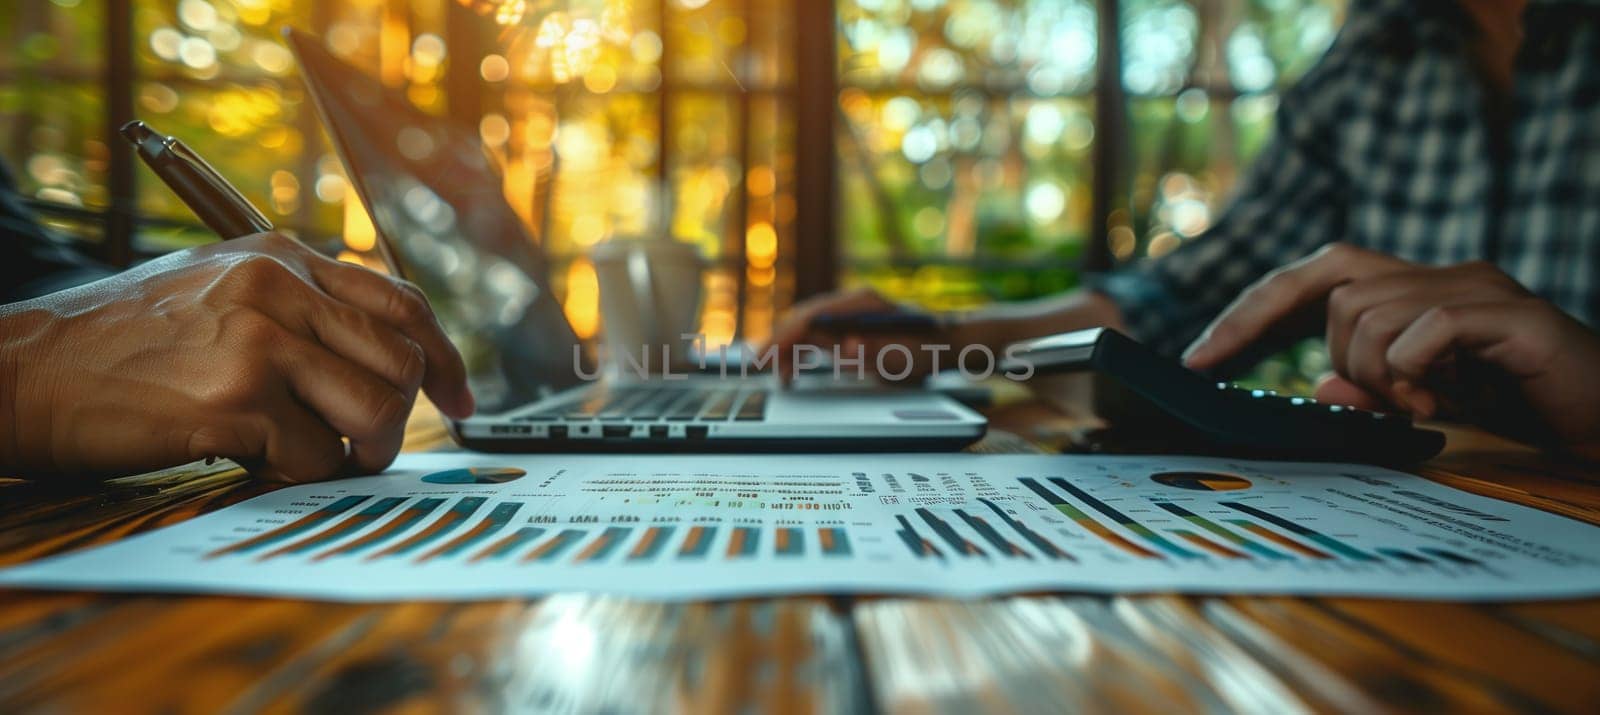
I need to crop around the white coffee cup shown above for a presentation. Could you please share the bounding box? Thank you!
[590,238,706,374]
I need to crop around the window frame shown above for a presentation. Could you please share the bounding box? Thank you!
[25,0,1129,293]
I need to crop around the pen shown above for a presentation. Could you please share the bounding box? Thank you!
[120,120,274,239]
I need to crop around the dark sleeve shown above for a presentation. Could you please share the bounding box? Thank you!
[1089,3,1380,359]
[0,160,114,304]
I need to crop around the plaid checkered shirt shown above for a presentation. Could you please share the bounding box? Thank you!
[1097,0,1600,358]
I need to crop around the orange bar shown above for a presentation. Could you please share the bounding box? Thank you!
[574,532,613,562]
[315,506,426,561]
[775,528,791,552]
[521,532,581,563]
[818,529,835,552]
[260,516,369,560]
[368,510,466,560]
[629,528,663,559]
[1078,519,1161,559]
[207,497,367,558]
[472,531,527,563]
[415,517,496,563]
[1239,522,1333,560]
[682,526,707,553]
[1176,531,1249,560]
[727,528,747,557]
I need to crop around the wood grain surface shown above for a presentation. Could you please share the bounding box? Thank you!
[1,400,1598,714]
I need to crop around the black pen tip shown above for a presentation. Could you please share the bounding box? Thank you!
[119,120,154,144]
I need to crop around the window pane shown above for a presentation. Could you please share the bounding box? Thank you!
[1125,94,1224,260]
[0,83,108,210]
[129,0,344,249]
[131,82,310,220]
[746,0,794,87]
[838,0,1098,94]
[544,92,661,256]
[838,89,1092,308]
[1120,0,1198,96]
[667,92,738,258]
[134,0,302,82]
[480,0,794,342]
[506,1,660,90]
[740,94,794,344]
[1237,0,1344,90]
[666,0,744,86]
[0,2,103,76]
[837,0,1098,308]
[1116,0,1346,393]
[1122,0,1345,261]
[0,2,106,219]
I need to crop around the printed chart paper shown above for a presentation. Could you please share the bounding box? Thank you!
[2,453,1598,601]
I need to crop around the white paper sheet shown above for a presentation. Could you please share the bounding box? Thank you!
[3,453,1598,601]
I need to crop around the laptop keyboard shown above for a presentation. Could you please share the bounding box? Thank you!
[514,385,769,423]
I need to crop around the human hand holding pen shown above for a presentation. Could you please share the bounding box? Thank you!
[0,231,475,483]
[0,123,473,483]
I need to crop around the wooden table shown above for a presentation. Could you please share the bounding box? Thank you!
[2,399,1599,713]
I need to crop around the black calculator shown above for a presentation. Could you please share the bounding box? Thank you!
[1001,328,1446,464]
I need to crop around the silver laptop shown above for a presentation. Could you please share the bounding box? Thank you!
[287,29,985,452]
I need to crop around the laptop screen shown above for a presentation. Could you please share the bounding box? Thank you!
[287,28,587,415]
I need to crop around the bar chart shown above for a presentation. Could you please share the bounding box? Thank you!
[1009,477,1491,570]
[1018,478,1161,559]
[895,516,944,559]
[977,499,1073,560]
[416,503,523,562]
[1221,501,1379,561]
[30,452,1587,602]
[201,479,1497,580]
[313,498,448,560]
[263,497,407,559]
[1153,502,1291,561]
[368,497,488,560]
[916,508,987,558]
[206,495,370,558]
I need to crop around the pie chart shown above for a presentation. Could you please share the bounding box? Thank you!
[1150,471,1252,492]
[421,467,528,485]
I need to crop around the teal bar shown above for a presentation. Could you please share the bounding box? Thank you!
[1378,548,1432,564]
[221,495,370,555]
[776,527,803,556]
[679,526,717,558]
[433,502,524,558]
[275,497,406,555]
[1047,478,1202,560]
[579,526,632,562]
[475,526,546,561]
[1420,547,1482,566]
[730,526,759,557]
[1221,501,1379,562]
[1154,502,1290,561]
[629,526,675,560]
[530,530,586,562]
[819,527,853,556]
